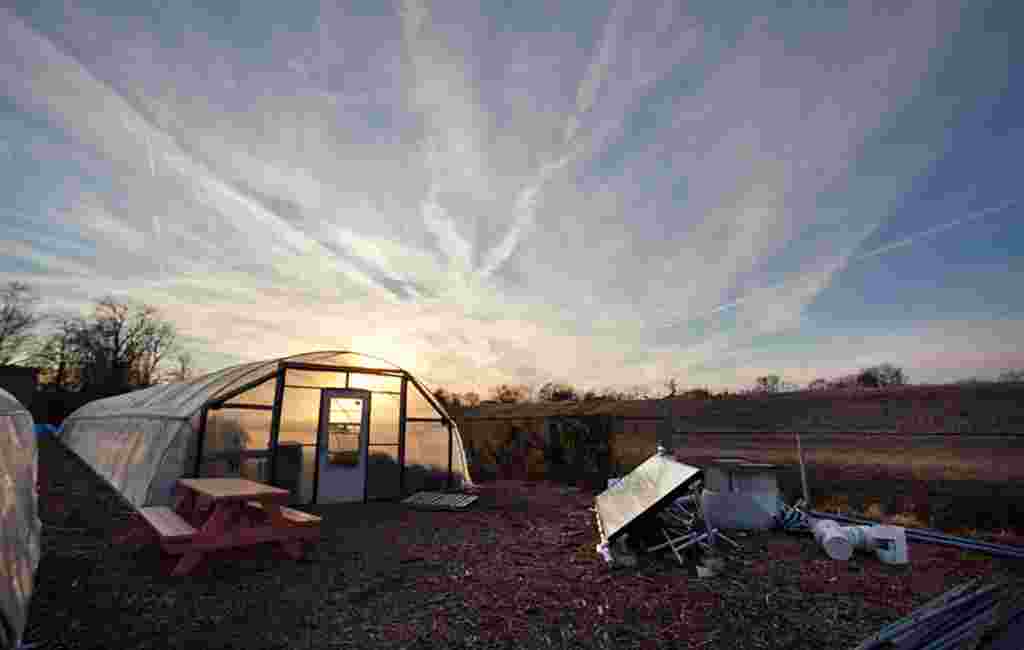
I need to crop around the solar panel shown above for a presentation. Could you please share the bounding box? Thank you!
[595,453,702,543]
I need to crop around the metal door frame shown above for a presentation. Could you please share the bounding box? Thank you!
[315,388,371,504]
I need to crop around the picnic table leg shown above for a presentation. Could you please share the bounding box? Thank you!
[280,541,304,560]
[114,516,156,545]
[172,551,204,576]
[173,485,199,524]
[169,501,240,576]
[262,502,308,559]
[197,501,237,538]
[262,502,290,528]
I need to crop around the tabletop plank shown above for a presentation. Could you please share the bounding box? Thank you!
[177,478,289,502]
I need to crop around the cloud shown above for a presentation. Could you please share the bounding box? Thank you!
[2,1,1016,393]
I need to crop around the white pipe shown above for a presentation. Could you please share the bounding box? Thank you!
[812,519,908,564]
[813,519,855,560]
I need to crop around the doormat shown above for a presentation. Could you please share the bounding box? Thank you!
[402,491,479,510]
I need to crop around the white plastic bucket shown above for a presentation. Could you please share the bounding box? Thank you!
[868,525,909,565]
[813,519,854,561]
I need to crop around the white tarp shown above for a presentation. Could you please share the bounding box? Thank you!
[61,351,472,508]
[0,387,41,650]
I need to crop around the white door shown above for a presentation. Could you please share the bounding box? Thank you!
[316,389,370,504]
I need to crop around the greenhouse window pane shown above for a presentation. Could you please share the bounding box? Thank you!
[404,421,450,492]
[206,409,272,452]
[369,393,399,444]
[367,445,401,499]
[319,352,399,369]
[284,369,347,389]
[226,377,277,406]
[407,384,442,419]
[274,442,314,504]
[199,458,240,479]
[348,372,402,393]
[201,409,273,480]
[279,387,321,445]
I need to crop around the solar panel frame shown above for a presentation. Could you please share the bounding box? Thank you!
[595,453,702,543]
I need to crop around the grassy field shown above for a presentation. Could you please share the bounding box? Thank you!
[460,413,1024,534]
[669,432,1024,534]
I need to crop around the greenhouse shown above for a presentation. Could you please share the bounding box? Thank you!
[60,351,473,509]
[1,387,40,650]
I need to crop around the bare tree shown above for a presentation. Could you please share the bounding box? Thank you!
[134,311,177,386]
[590,387,630,400]
[433,387,462,410]
[162,351,195,383]
[32,315,84,389]
[48,297,184,392]
[997,369,1024,382]
[681,388,712,399]
[619,385,650,400]
[827,373,860,389]
[663,378,679,398]
[0,282,41,364]
[755,375,782,393]
[857,363,906,388]
[489,384,529,404]
[537,381,578,402]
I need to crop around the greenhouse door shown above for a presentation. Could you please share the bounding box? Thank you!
[316,389,370,504]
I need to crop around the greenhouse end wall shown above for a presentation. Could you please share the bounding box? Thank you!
[61,417,197,508]
[1,389,41,650]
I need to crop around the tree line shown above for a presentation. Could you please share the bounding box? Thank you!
[0,281,194,393]
[435,363,1024,411]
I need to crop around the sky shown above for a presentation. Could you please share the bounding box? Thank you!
[1,0,1022,395]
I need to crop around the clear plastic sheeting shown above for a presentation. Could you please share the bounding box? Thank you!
[279,387,321,445]
[225,379,277,406]
[405,421,450,492]
[61,416,195,507]
[369,393,400,444]
[0,388,41,650]
[61,350,473,509]
[284,369,347,389]
[367,446,401,500]
[406,382,442,419]
[289,351,401,370]
[348,373,402,393]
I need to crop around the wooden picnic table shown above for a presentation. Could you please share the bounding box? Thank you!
[137,478,321,576]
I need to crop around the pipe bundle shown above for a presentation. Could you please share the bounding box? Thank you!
[852,580,1024,650]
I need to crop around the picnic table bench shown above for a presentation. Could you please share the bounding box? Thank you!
[139,506,197,542]
[135,478,322,576]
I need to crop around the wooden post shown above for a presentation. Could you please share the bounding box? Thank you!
[795,431,810,506]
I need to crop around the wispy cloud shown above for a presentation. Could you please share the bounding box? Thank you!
[1,1,1019,392]
[662,200,1017,332]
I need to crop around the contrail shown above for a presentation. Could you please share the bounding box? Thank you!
[659,200,1018,329]
[851,199,1016,262]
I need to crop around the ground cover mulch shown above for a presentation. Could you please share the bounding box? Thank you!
[24,435,1024,649]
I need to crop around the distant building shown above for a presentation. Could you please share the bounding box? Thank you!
[0,366,38,409]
